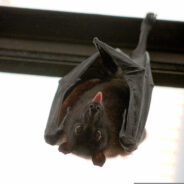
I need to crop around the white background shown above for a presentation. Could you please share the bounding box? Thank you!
[0,72,184,184]
[0,0,184,21]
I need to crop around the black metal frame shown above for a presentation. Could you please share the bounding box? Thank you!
[0,6,184,87]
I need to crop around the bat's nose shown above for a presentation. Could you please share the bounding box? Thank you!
[89,103,101,114]
[84,102,103,122]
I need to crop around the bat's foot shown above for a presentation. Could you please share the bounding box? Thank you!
[142,13,157,31]
[132,12,156,57]
[92,152,106,167]
[58,142,72,154]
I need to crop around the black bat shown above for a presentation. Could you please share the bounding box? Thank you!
[44,13,156,166]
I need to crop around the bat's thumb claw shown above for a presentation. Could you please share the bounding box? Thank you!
[119,136,137,152]
[44,133,57,145]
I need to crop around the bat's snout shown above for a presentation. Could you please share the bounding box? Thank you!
[89,103,102,114]
[87,101,104,121]
[87,91,104,117]
[84,101,104,124]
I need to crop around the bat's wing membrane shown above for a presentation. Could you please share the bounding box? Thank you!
[45,38,153,148]
[45,13,155,150]
[44,53,100,145]
[45,50,118,145]
[93,13,155,152]
[93,37,154,152]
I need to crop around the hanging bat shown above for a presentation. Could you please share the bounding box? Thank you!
[44,13,156,166]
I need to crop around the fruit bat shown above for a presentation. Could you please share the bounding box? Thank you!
[44,13,156,166]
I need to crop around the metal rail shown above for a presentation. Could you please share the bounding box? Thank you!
[0,6,183,87]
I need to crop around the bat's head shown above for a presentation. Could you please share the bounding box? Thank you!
[59,91,110,166]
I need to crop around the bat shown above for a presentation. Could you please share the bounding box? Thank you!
[44,13,156,166]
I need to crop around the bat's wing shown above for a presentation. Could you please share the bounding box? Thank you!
[45,13,155,151]
[93,13,155,152]
[44,52,99,145]
[45,51,118,145]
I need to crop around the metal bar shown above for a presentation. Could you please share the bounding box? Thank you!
[0,6,184,87]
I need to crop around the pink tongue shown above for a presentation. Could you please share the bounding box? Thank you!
[92,91,103,104]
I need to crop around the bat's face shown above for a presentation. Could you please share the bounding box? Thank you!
[59,92,110,166]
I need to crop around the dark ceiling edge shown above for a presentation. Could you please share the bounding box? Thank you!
[0,6,184,87]
[0,6,184,52]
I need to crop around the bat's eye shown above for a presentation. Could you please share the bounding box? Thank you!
[96,130,102,142]
[89,103,95,109]
[96,106,100,110]
[74,125,83,135]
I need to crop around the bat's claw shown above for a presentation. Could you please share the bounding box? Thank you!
[145,13,157,25]
[120,136,137,152]
[142,13,157,31]
[44,134,58,145]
